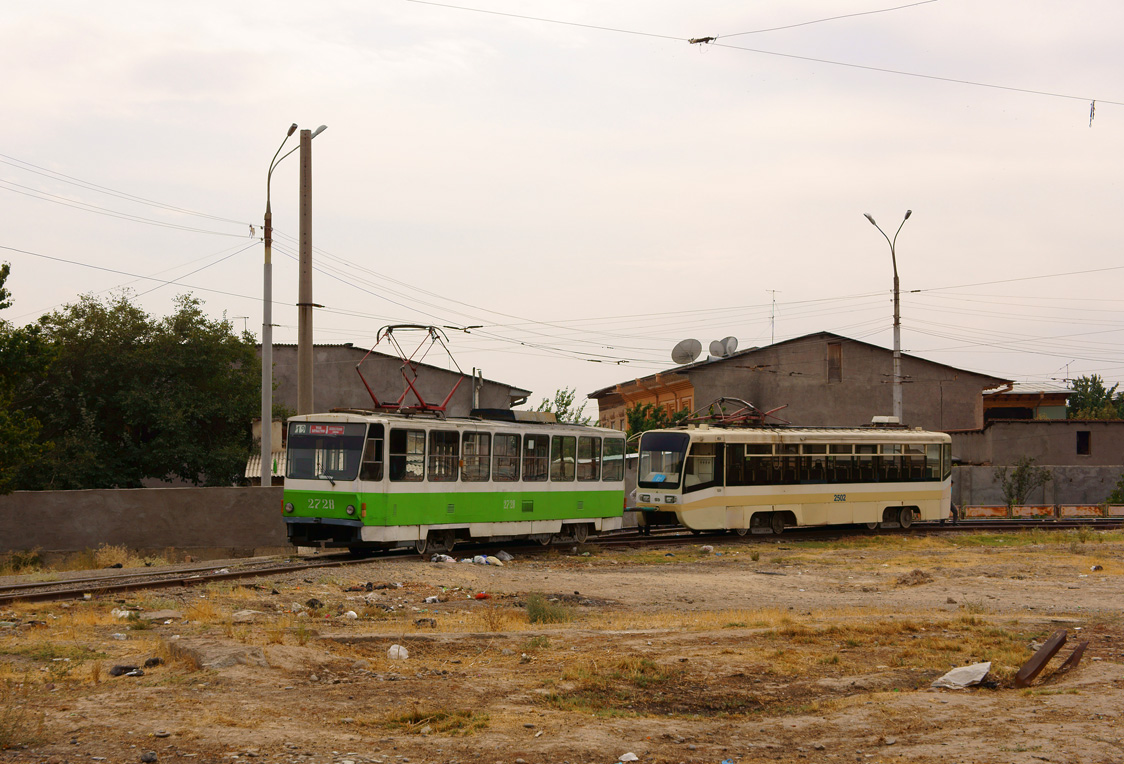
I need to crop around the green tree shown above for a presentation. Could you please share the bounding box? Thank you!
[0,263,49,493]
[625,401,689,451]
[1105,472,1124,506]
[9,291,260,490]
[535,386,591,425]
[994,456,1052,508]
[1067,374,1122,419]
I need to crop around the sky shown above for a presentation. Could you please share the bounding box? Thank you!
[2,1,1122,417]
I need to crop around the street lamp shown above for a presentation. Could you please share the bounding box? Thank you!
[864,209,912,423]
[261,123,298,488]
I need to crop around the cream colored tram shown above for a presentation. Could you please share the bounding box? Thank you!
[634,424,952,534]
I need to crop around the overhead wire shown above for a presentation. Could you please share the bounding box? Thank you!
[0,178,250,238]
[0,152,252,227]
[721,0,940,38]
[403,0,1124,107]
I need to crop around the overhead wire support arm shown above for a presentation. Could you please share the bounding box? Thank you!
[688,36,717,45]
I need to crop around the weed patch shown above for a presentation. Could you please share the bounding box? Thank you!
[378,706,488,735]
[525,593,574,624]
[0,678,46,749]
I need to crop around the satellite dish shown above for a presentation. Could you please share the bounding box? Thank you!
[708,336,739,358]
[671,338,702,365]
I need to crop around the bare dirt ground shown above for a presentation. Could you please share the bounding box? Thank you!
[3,528,1124,764]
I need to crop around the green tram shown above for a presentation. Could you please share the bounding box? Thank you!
[283,410,628,554]
[635,423,952,534]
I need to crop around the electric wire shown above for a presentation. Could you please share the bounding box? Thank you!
[0,179,250,238]
[0,152,252,227]
[722,0,940,38]
[403,0,1124,107]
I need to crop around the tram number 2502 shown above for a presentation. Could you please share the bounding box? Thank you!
[308,498,336,510]
[833,494,847,502]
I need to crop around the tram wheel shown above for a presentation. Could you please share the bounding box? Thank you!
[432,530,456,553]
[734,527,749,537]
[865,521,880,530]
[415,535,429,555]
[571,524,589,544]
[770,513,786,535]
[898,508,914,529]
[534,533,554,546]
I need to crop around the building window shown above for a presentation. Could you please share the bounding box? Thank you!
[1077,430,1091,456]
[827,342,842,383]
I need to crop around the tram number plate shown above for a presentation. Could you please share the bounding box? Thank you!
[833,494,846,502]
[502,499,517,510]
[308,498,336,510]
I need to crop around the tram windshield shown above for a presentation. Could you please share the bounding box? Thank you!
[286,422,367,482]
[638,431,689,489]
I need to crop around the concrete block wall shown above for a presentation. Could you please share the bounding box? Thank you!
[952,465,1122,508]
[0,487,286,557]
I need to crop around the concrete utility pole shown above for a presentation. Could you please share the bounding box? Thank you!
[864,209,912,423]
[296,125,327,415]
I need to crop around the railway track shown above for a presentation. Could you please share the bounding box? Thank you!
[0,553,390,606]
[3,517,1120,605]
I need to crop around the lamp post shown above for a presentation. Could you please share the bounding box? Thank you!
[261,123,298,487]
[863,209,912,423]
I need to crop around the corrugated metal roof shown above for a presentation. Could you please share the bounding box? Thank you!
[985,382,1071,396]
[245,448,286,478]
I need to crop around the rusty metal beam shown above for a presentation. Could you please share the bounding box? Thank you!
[1055,641,1090,675]
[1014,630,1067,688]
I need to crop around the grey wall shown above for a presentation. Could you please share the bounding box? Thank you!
[0,487,286,556]
[266,344,527,417]
[687,336,994,432]
[951,420,1124,467]
[951,465,1121,507]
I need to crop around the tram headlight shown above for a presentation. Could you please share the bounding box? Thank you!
[665,496,677,504]
[639,494,650,502]
[346,504,357,516]
[284,503,295,514]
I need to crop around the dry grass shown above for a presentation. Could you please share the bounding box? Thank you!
[0,549,44,576]
[476,602,522,632]
[376,705,489,735]
[0,677,46,749]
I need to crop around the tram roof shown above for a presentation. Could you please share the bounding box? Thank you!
[645,425,951,442]
[287,410,623,434]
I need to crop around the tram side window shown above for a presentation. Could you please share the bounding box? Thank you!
[428,430,459,482]
[802,444,827,483]
[684,442,723,493]
[778,443,799,485]
[523,435,549,482]
[925,444,941,480]
[577,436,601,481]
[462,432,491,482]
[856,444,877,482]
[904,445,925,480]
[602,438,625,481]
[744,443,772,485]
[881,444,902,482]
[726,444,746,486]
[493,433,520,482]
[942,443,952,479]
[360,424,385,481]
[828,444,853,483]
[550,436,576,481]
[389,429,425,482]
